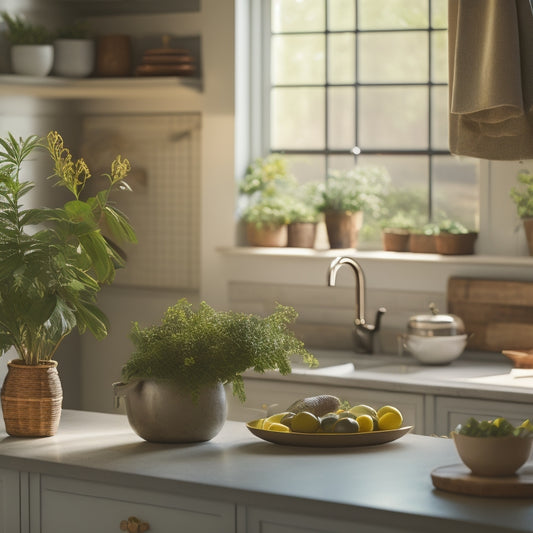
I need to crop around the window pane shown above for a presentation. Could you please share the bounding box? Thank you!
[359,87,428,149]
[432,156,479,230]
[431,0,448,28]
[359,0,429,30]
[328,33,355,84]
[431,86,448,150]
[328,154,358,172]
[286,154,327,182]
[272,35,325,85]
[359,32,428,83]
[272,0,325,33]
[328,87,356,149]
[431,30,447,83]
[271,87,325,149]
[328,0,355,31]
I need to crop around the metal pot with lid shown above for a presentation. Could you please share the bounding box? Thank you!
[407,303,465,337]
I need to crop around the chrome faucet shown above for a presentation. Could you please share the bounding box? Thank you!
[327,256,386,354]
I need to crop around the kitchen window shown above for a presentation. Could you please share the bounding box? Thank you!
[260,0,479,247]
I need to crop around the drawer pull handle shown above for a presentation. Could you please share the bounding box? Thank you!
[120,516,150,532]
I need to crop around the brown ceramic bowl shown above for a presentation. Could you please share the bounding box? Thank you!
[452,432,532,477]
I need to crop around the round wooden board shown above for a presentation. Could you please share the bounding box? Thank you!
[431,464,533,498]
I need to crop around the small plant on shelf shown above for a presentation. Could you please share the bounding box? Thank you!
[1,12,53,45]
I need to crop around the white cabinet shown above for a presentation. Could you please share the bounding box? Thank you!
[434,396,533,435]
[228,378,425,434]
[0,468,20,533]
[246,507,400,533]
[38,476,235,533]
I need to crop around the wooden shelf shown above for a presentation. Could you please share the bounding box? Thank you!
[0,75,203,102]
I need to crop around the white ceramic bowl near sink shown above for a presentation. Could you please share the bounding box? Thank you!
[404,334,467,365]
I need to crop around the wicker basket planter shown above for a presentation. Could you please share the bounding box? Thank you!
[435,232,478,255]
[1,360,63,437]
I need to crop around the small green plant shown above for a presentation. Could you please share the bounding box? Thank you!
[1,12,53,45]
[381,212,415,231]
[437,219,470,234]
[239,154,296,197]
[241,194,291,229]
[510,169,533,218]
[319,167,389,217]
[455,417,533,438]
[410,222,439,235]
[287,182,322,224]
[0,131,136,365]
[122,298,318,402]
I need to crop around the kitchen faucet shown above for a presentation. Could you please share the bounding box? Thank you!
[327,256,386,354]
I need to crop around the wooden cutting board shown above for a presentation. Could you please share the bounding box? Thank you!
[447,277,533,352]
[431,464,533,497]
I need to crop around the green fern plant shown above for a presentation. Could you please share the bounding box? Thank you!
[122,298,318,402]
[1,12,53,45]
[510,170,533,218]
[0,131,137,365]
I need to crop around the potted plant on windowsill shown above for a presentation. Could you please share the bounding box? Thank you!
[1,12,54,76]
[239,154,296,247]
[319,167,388,249]
[435,220,477,255]
[408,223,439,253]
[381,212,415,252]
[0,131,137,437]
[286,182,322,248]
[113,298,318,443]
[510,169,533,255]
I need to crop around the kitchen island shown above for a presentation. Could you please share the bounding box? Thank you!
[0,409,531,532]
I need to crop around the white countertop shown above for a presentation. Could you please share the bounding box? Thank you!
[247,349,533,403]
[0,410,532,533]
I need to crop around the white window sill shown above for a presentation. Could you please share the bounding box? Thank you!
[218,247,533,293]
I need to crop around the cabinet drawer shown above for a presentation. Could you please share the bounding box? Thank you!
[40,476,235,533]
[228,379,424,434]
[434,396,533,435]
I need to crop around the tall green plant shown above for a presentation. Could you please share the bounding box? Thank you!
[510,170,533,218]
[0,131,136,365]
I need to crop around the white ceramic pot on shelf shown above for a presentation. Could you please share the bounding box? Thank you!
[53,38,95,78]
[10,44,54,76]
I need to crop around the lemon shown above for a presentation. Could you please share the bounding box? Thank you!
[267,422,290,432]
[378,411,403,430]
[333,418,359,433]
[291,411,321,433]
[377,405,403,420]
[355,414,374,432]
[320,413,339,432]
[265,412,293,424]
[349,404,377,418]
[254,418,265,429]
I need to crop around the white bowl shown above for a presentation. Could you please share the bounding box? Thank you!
[404,334,467,365]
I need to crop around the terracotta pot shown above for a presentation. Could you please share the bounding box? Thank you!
[95,35,132,77]
[408,233,437,253]
[246,223,287,247]
[113,380,227,443]
[435,232,478,255]
[382,229,409,252]
[1,359,63,437]
[324,211,363,249]
[523,218,533,255]
[287,222,317,248]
